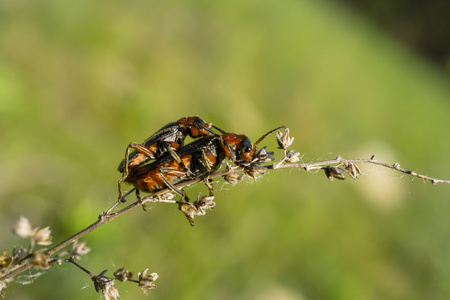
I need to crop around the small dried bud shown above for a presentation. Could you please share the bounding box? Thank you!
[32,226,52,246]
[323,166,346,181]
[223,171,243,185]
[13,216,33,238]
[194,195,216,213]
[0,251,12,269]
[92,270,119,300]
[179,195,216,226]
[179,202,199,226]
[244,166,267,181]
[285,150,300,163]
[30,249,52,270]
[12,246,27,263]
[102,281,119,300]
[138,268,158,295]
[276,128,294,149]
[253,146,274,164]
[71,240,90,259]
[223,162,243,185]
[114,267,135,282]
[344,162,361,179]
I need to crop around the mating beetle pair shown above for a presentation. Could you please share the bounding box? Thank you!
[117,116,285,219]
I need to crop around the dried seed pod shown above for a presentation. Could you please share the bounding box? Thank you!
[114,267,135,282]
[344,162,361,179]
[286,150,300,163]
[323,166,346,181]
[276,128,294,149]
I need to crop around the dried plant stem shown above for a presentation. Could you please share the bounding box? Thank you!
[1,154,448,283]
[270,155,450,184]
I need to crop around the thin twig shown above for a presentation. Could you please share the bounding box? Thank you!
[2,152,448,283]
[271,155,450,184]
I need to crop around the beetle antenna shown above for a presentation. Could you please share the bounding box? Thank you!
[212,125,226,134]
[252,125,287,151]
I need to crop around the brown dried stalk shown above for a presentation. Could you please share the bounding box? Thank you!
[1,128,449,295]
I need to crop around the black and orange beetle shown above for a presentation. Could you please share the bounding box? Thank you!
[117,116,223,201]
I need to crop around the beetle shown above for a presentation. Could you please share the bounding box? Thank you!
[123,126,286,202]
[117,116,223,201]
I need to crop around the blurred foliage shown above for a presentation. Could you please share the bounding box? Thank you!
[333,0,450,72]
[1,0,450,299]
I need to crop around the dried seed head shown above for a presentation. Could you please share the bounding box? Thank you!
[138,268,159,295]
[101,280,119,300]
[0,251,12,269]
[254,146,274,164]
[223,171,243,185]
[71,240,90,259]
[323,166,346,181]
[286,150,300,163]
[92,271,119,300]
[12,246,27,263]
[179,195,216,226]
[276,128,294,149]
[179,202,199,226]
[194,195,216,212]
[30,249,52,270]
[13,216,33,239]
[344,162,361,179]
[244,166,267,181]
[223,162,243,185]
[32,226,52,246]
[114,267,135,282]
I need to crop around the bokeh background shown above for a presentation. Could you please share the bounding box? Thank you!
[1,0,450,299]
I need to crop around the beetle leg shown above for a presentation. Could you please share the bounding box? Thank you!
[162,142,195,178]
[164,142,182,163]
[158,169,189,206]
[223,140,236,162]
[204,176,214,196]
[105,188,137,214]
[118,142,157,201]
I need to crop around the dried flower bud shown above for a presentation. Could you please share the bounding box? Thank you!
[138,268,159,295]
[276,128,294,149]
[244,166,267,181]
[179,202,199,226]
[286,150,300,163]
[344,162,361,179]
[194,195,216,213]
[114,267,135,282]
[223,171,243,185]
[0,251,12,269]
[13,216,33,239]
[223,162,243,185]
[30,249,52,270]
[102,280,119,300]
[71,240,90,259]
[12,246,27,262]
[323,166,346,181]
[254,146,274,164]
[179,195,216,226]
[32,226,52,246]
[92,270,119,300]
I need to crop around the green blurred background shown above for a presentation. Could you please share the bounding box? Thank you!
[1,0,450,299]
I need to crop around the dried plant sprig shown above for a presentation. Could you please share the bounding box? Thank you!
[137,268,159,295]
[1,127,449,297]
[65,258,158,299]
